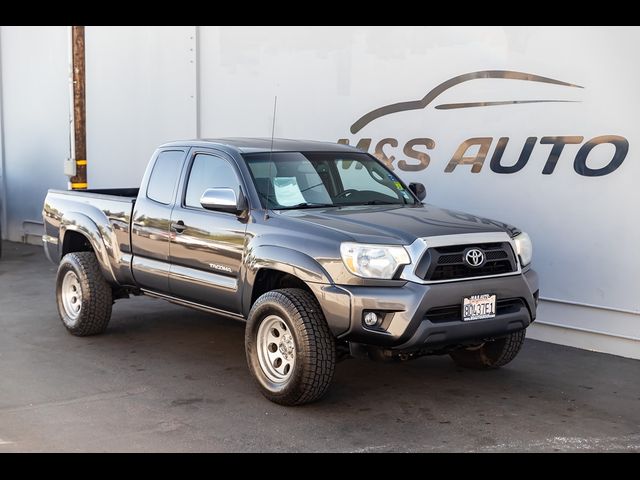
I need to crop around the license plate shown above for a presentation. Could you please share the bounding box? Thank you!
[462,294,496,321]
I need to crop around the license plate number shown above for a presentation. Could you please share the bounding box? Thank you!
[462,294,496,321]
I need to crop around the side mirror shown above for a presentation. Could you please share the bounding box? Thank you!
[409,182,426,201]
[200,188,244,214]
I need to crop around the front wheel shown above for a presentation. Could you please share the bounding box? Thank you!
[449,330,526,369]
[245,288,336,406]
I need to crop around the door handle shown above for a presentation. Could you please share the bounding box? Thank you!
[171,220,186,233]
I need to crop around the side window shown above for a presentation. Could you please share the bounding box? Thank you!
[184,154,240,209]
[146,150,184,204]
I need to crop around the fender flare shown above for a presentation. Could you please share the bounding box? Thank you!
[59,212,117,284]
[242,244,333,314]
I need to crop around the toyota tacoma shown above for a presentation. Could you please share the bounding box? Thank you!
[43,138,538,405]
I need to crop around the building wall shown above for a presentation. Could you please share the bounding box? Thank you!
[196,26,640,359]
[85,26,198,188]
[0,26,69,242]
[0,26,637,359]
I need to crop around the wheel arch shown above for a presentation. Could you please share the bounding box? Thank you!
[243,246,351,336]
[243,245,332,314]
[249,268,313,309]
[62,230,94,255]
[59,213,117,284]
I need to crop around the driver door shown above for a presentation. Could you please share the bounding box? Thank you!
[168,150,248,314]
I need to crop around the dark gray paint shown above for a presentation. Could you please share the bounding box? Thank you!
[42,138,537,349]
[131,148,187,293]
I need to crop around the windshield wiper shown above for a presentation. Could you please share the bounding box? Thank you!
[274,202,336,210]
[360,200,400,206]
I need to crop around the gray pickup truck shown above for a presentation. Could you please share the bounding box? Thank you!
[43,138,538,405]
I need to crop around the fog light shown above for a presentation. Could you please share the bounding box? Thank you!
[363,311,380,327]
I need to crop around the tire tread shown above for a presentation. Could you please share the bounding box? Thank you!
[56,252,112,336]
[246,288,336,405]
[450,329,526,370]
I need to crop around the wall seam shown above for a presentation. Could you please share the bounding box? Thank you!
[194,25,201,139]
[0,26,8,238]
[533,320,640,342]
[540,296,639,316]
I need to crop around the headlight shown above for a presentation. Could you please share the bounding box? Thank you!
[513,232,533,267]
[340,243,410,279]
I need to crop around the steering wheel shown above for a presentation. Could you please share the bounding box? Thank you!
[336,189,359,199]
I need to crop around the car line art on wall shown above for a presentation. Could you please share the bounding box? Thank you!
[350,70,584,134]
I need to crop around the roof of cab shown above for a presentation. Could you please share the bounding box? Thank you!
[158,137,360,154]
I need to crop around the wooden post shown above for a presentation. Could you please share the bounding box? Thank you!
[70,26,87,190]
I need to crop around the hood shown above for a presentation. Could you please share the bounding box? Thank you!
[276,204,518,244]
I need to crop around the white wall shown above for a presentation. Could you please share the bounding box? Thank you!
[198,26,640,358]
[85,26,198,188]
[1,26,637,359]
[0,26,69,242]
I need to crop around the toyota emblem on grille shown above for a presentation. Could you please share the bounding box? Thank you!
[465,249,485,267]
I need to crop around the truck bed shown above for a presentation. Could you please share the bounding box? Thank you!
[43,188,139,285]
[54,188,140,199]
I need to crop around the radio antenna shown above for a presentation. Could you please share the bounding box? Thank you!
[264,96,277,220]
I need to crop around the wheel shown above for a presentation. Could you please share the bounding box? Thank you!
[449,330,526,369]
[245,288,336,406]
[56,252,113,336]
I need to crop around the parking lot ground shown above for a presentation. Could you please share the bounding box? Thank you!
[0,240,639,452]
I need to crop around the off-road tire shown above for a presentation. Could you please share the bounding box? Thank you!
[245,288,336,406]
[450,330,526,369]
[56,252,113,336]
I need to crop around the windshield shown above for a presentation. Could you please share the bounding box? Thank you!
[244,152,417,210]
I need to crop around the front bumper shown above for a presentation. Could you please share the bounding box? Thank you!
[316,269,538,352]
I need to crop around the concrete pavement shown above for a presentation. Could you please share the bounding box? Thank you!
[0,241,638,452]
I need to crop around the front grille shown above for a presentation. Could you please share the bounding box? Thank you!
[485,250,508,261]
[430,261,513,281]
[426,298,525,323]
[415,242,517,281]
[438,253,463,263]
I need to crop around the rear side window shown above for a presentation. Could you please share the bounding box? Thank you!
[146,150,184,204]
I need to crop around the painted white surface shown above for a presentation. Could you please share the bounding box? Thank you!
[529,302,640,361]
[85,26,198,188]
[0,26,69,242]
[198,26,639,358]
[0,26,637,358]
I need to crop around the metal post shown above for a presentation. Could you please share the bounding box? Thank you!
[70,25,87,190]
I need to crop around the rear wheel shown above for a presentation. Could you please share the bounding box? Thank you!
[449,330,526,369]
[245,288,336,406]
[56,252,113,336]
